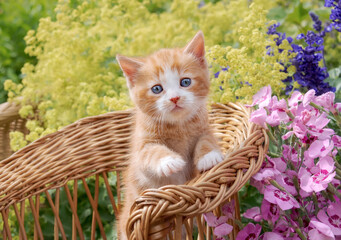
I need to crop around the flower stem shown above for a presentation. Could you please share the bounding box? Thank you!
[266,128,279,146]
[233,219,244,230]
[269,179,286,192]
[294,227,307,240]
[336,161,341,170]
[327,183,341,200]
[332,111,341,127]
[312,192,319,215]
[293,176,301,197]
[336,168,341,178]
[286,109,296,121]
[310,102,327,113]
[267,152,281,158]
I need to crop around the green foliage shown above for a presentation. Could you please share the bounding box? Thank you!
[327,66,341,102]
[238,183,263,223]
[0,0,57,103]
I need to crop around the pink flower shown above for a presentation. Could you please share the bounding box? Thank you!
[264,185,300,210]
[282,145,298,164]
[318,202,341,236]
[314,92,335,111]
[274,219,294,238]
[203,212,233,238]
[303,89,316,107]
[253,168,279,182]
[243,207,262,222]
[332,135,341,148]
[282,121,307,140]
[276,171,297,196]
[247,85,272,109]
[261,199,280,222]
[263,232,284,240]
[309,220,335,240]
[270,157,287,173]
[268,96,288,113]
[222,200,235,219]
[308,139,334,158]
[266,110,289,126]
[300,156,336,193]
[307,113,334,140]
[288,91,303,108]
[250,108,268,129]
[236,223,261,240]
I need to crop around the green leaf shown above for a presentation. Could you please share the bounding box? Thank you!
[285,3,309,28]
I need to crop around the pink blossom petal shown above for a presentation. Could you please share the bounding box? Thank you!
[243,207,261,221]
[250,108,268,129]
[264,185,299,210]
[261,199,280,222]
[236,223,262,240]
[203,212,218,227]
[282,131,294,140]
[263,232,284,240]
[203,212,228,227]
[309,220,335,240]
[214,223,233,237]
[222,200,235,219]
[332,135,341,148]
[308,229,335,240]
[288,91,303,108]
[314,92,335,111]
[270,157,287,173]
[303,89,316,107]
[308,140,333,159]
[319,203,341,236]
[248,85,272,109]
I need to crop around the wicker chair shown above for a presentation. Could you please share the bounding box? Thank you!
[0,101,268,240]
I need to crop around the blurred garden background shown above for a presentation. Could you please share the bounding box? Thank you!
[1,0,341,239]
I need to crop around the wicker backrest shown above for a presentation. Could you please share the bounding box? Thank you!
[0,102,268,239]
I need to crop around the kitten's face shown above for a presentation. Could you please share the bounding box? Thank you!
[117,31,209,123]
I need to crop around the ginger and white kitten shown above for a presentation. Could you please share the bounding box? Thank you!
[116,31,223,239]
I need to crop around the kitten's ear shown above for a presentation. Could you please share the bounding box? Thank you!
[184,31,205,60]
[116,54,143,88]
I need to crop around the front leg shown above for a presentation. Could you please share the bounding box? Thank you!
[194,132,224,172]
[139,143,186,177]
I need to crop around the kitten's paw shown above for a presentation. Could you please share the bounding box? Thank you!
[197,150,224,172]
[157,156,186,177]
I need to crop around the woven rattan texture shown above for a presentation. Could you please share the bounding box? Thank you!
[0,102,268,239]
[0,102,26,160]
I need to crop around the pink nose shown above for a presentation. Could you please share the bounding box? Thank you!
[170,96,180,104]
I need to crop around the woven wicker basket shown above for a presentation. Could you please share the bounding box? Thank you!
[0,101,268,240]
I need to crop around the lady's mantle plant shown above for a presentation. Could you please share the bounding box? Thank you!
[204,86,341,239]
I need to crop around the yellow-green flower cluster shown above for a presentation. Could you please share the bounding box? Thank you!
[5,0,291,150]
[207,3,295,104]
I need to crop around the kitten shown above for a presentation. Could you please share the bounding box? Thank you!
[116,31,223,239]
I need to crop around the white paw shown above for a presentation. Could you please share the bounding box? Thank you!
[197,150,224,172]
[157,156,186,177]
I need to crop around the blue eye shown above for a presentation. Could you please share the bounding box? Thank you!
[151,85,163,94]
[180,78,191,87]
